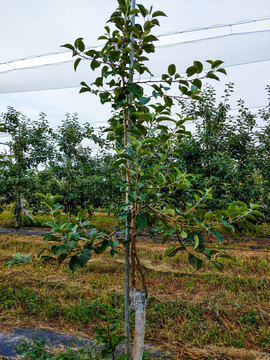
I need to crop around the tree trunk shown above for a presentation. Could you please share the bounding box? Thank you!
[67,202,71,222]
[14,190,21,229]
[14,214,20,229]
[131,287,147,360]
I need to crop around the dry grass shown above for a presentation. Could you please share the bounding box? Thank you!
[0,233,269,359]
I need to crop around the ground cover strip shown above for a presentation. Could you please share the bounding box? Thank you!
[0,233,269,359]
[0,211,116,231]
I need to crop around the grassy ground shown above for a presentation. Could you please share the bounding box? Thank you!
[0,233,269,359]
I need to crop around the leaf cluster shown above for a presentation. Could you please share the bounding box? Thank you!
[9,193,122,272]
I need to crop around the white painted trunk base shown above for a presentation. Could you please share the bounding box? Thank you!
[130,287,147,360]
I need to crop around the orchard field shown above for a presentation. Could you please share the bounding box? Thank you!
[1,1,270,360]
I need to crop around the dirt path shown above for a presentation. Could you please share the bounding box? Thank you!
[1,327,269,360]
[0,327,171,359]
[0,226,47,237]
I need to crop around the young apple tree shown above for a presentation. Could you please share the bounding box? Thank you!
[61,1,262,358]
[9,1,263,359]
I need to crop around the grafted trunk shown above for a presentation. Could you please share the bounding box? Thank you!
[131,287,147,360]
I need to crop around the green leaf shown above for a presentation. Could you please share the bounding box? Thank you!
[75,38,85,52]
[43,233,60,242]
[135,214,147,230]
[156,116,175,122]
[194,234,200,250]
[79,87,91,94]
[114,159,127,166]
[144,21,153,31]
[8,253,33,268]
[139,97,150,105]
[44,221,59,229]
[161,233,169,244]
[94,77,103,87]
[69,256,80,273]
[128,194,136,203]
[142,138,158,145]
[220,219,235,231]
[217,68,227,75]
[110,240,119,249]
[193,61,203,73]
[142,43,155,53]
[151,19,159,26]
[132,112,152,122]
[186,66,197,77]
[94,240,109,255]
[74,58,81,71]
[61,43,74,51]
[130,8,140,15]
[219,254,232,259]
[91,60,101,70]
[110,249,117,257]
[98,35,108,40]
[128,83,142,94]
[118,153,133,161]
[181,231,187,239]
[211,60,224,68]
[57,253,68,264]
[188,253,202,271]
[143,35,158,43]
[206,72,219,81]
[166,227,175,237]
[164,208,175,216]
[85,49,97,57]
[40,256,56,262]
[51,245,66,256]
[168,64,176,76]
[152,10,167,17]
[213,261,223,271]
[165,245,185,257]
[191,85,199,94]
[210,230,223,243]
[250,210,264,217]
[137,4,148,17]
[78,248,91,267]
[192,78,202,89]
[164,96,173,107]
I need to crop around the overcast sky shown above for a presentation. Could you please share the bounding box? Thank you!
[0,0,270,151]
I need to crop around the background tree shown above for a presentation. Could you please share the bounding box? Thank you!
[48,113,120,218]
[0,107,54,227]
[178,83,265,212]
[256,85,270,219]
[49,113,94,220]
[0,109,121,221]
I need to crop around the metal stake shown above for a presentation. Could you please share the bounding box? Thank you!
[125,0,136,355]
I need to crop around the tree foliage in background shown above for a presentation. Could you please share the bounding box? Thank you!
[178,83,270,219]
[1,86,269,227]
[50,113,98,219]
[0,107,54,226]
[256,85,270,216]
[0,110,120,225]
